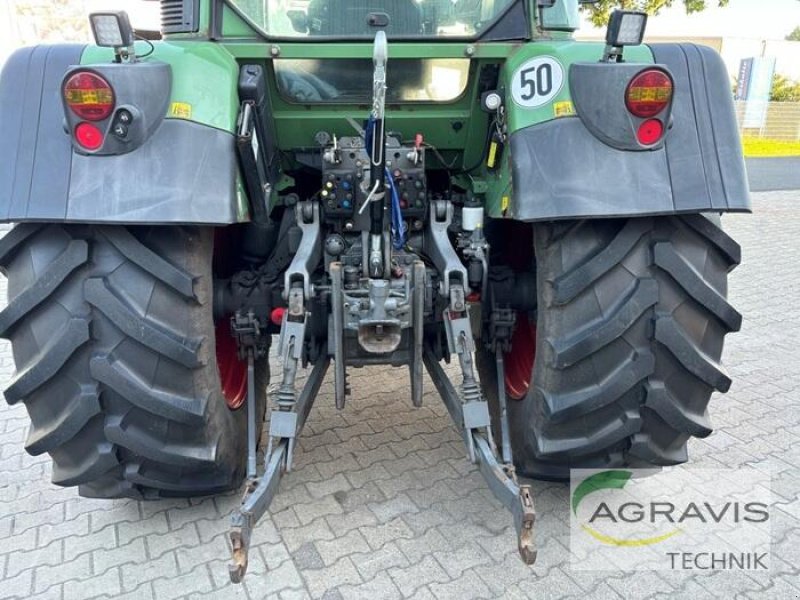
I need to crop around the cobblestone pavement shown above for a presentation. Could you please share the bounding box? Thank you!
[1,191,798,600]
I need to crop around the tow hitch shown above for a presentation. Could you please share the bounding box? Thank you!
[227,346,535,584]
[226,287,537,584]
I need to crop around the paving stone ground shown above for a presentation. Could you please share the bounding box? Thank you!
[0,191,798,600]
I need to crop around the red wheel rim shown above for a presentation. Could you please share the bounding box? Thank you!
[503,312,537,400]
[216,321,247,410]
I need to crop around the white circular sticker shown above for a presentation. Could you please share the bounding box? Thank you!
[511,56,565,108]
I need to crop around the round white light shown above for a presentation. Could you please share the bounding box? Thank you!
[484,92,502,111]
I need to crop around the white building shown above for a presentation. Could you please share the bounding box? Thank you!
[0,0,160,68]
[644,36,800,83]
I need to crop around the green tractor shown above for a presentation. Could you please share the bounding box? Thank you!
[0,0,749,582]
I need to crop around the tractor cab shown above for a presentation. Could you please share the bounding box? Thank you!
[234,0,525,38]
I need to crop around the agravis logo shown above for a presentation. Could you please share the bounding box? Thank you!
[569,467,773,572]
[572,470,682,547]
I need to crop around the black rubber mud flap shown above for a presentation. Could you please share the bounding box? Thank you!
[0,45,243,225]
[510,44,750,221]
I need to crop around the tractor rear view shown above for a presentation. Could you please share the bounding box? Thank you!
[0,0,749,583]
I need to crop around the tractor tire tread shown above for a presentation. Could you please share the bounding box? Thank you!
[479,215,740,479]
[1,224,264,498]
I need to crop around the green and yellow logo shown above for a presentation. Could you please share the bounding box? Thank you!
[572,470,682,547]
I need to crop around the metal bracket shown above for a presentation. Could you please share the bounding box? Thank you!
[444,311,475,356]
[228,358,330,584]
[279,319,306,362]
[463,400,490,430]
[284,201,321,300]
[473,435,537,565]
[268,411,298,468]
[423,200,468,297]
[229,311,267,480]
[495,352,513,465]
[423,347,537,567]
[231,310,268,360]
[462,400,490,463]
[330,262,348,409]
[410,261,426,407]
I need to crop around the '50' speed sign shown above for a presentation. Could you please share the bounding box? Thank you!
[511,56,565,108]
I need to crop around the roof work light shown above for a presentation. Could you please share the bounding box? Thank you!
[603,10,648,62]
[89,11,136,62]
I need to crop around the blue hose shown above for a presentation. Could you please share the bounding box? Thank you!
[365,116,407,249]
[386,167,407,249]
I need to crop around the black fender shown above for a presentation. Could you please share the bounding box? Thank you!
[0,45,243,225]
[509,44,751,221]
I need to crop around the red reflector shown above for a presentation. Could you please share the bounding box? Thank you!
[74,122,104,151]
[64,72,115,121]
[626,69,673,118]
[637,119,664,146]
[270,307,285,326]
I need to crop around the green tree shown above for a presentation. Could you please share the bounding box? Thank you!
[770,74,800,102]
[13,0,90,44]
[787,26,800,41]
[582,0,729,28]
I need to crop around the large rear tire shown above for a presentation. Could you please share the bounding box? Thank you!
[0,224,267,499]
[477,214,741,480]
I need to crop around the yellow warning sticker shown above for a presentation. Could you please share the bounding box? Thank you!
[487,141,498,169]
[169,102,193,120]
[501,195,510,214]
[554,101,575,118]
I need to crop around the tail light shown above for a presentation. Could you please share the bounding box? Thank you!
[63,71,115,121]
[74,122,105,151]
[625,69,673,118]
[636,119,664,146]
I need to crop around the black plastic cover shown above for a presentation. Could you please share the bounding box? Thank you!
[67,119,241,224]
[161,0,201,34]
[239,64,279,184]
[509,43,750,221]
[569,62,674,151]
[0,45,84,221]
[0,45,242,225]
[62,62,172,156]
[650,43,750,213]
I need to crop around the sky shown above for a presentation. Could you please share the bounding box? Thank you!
[92,1,159,29]
[579,0,800,41]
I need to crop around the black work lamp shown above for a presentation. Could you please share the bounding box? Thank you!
[603,10,648,62]
[89,11,136,62]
